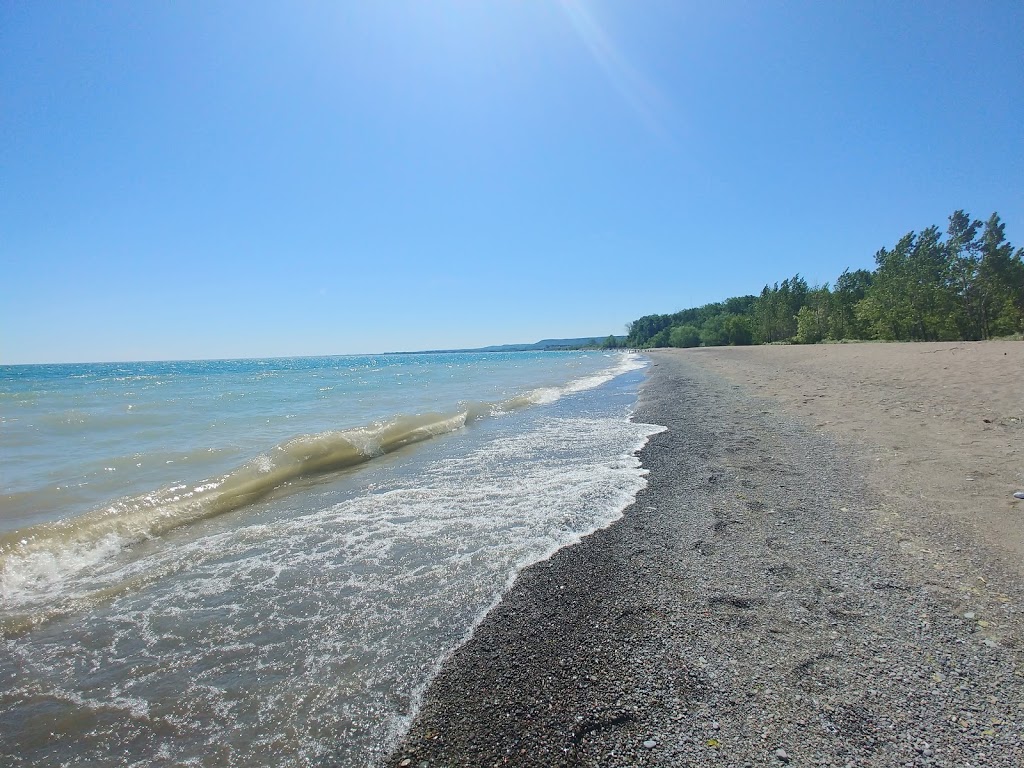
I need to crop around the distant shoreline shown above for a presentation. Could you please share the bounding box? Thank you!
[0,340,631,367]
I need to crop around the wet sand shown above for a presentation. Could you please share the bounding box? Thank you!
[383,342,1024,767]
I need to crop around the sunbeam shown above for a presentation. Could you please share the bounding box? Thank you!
[558,0,672,140]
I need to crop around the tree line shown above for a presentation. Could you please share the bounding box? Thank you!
[625,210,1024,349]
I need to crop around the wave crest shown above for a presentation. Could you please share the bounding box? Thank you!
[0,352,648,613]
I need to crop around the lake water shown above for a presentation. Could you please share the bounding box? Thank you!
[0,350,662,766]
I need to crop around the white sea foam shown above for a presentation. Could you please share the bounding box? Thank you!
[0,354,646,608]
[509,352,648,409]
[0,532,127,607]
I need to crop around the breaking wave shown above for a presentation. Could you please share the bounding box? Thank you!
[0,353,647,620]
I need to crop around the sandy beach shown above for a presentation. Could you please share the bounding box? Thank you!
[385,342,1024,767]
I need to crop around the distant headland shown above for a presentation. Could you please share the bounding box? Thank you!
[401,336,630,354]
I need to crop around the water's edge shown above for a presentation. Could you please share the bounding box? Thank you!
[376,360,665,766]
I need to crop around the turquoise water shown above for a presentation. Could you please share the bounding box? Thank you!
[0,351,661,766]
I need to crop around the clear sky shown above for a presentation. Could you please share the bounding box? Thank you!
[2,1,1022,363]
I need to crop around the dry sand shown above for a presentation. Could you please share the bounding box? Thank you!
[383,341,1024,768]
[677,341,1024,580]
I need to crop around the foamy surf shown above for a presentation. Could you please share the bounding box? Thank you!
[0,350,657,767]
[0,352,647,615]
[500,353,647,409]
[0,412,467,613]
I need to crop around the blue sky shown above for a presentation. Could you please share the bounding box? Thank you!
[2,1,1022,363]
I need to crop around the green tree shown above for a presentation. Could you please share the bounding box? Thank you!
[700,315,729,346]
[626,314,673,347]
[858,229,957,341]
[648,328,672,347]
[907,226,957,340]
[977,212,1024,336]
[668,325,701,348]
[698,313,753,346]
[795,285,832,344]
[857,238,911,340]
[722,314,753,345]
[830,268,873,339]
[753,275,808,343]
[944,210,984,339]
[723,295,758,316]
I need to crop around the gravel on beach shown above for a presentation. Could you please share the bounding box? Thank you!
[383,350,1024,767]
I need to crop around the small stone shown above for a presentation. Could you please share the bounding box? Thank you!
[776,748,791,763]
[399,761,412,768]
[964,612,977,620]
[1014,491,1024,500]
[643,739,658,749]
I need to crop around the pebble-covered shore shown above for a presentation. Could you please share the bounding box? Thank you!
[382,351,1023,767]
